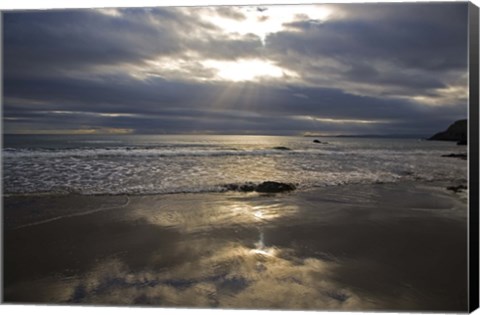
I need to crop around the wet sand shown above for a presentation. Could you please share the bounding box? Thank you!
[3,182,468,311]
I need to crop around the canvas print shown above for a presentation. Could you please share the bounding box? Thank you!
[1,2,477,312]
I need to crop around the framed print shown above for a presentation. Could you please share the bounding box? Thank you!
[1,0,479,312]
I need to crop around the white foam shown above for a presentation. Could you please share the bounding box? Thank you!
[3,140,467,196]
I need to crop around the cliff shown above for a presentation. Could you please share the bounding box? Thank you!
[428,119,467,145]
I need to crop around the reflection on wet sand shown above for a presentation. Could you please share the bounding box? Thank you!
[60,242,361,309]
[127,194,300,232]
[3,183,468,311]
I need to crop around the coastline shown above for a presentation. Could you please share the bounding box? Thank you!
[3,181,468,311]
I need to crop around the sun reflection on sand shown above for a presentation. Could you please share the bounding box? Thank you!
[253,209,263,219]
[251,231,277,256]
[127,195,299,232]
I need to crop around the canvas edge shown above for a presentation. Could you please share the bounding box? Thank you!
[469,1,480,313]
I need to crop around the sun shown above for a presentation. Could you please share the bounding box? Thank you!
[202,59,298,82]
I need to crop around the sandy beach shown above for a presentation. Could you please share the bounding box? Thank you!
[3,182,468,311]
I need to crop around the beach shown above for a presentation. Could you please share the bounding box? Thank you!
[3,181,468,311]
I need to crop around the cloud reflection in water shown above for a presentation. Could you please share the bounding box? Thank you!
[66,242,363,309]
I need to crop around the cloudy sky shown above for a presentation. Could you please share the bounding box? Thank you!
[3,2,469,135]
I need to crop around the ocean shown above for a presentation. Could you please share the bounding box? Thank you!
[3,134,467,196]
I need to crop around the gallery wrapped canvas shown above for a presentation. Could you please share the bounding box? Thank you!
[1,1,479,313]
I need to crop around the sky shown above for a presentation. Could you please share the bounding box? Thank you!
[2,2,470,135]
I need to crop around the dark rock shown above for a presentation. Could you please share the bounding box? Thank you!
[272,146,291,151]
[441,153,467,160]
[223,183,255,192]
[224,181,296,193]
[428,119,467,144]
[256,181,296,193]
[446,185,467,193]
[239,183,256,192]
[313,139,321,143]
[457,139,467,145]
[223,183,239,191]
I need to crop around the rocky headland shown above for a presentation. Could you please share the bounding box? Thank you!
[428,119,467,145]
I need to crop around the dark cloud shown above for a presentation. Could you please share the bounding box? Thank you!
[2,3,469,135]
[3,8,261,79]
[3,74,466,136]
[265,3,467,101]
[4,9,181,78]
